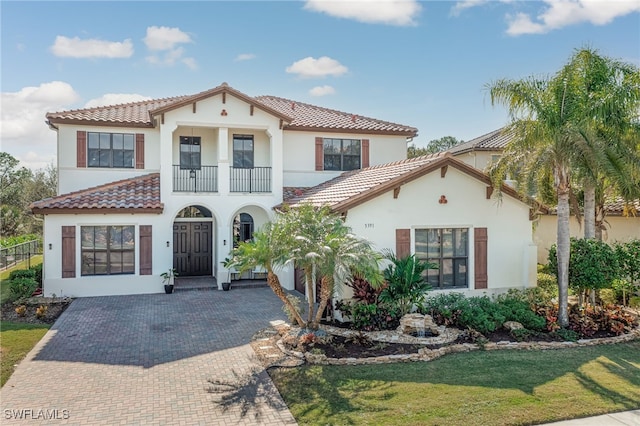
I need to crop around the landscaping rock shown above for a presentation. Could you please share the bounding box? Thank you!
[398,313,441,336]
[503,321,524,331]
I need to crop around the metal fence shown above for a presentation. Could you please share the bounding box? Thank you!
[1,240,40,271]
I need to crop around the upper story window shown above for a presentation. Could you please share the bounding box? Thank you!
[233,135,254,168]
[415,228,468,289]
[81,225,135,276]
[88,132,134,168]
[180,136,201,170]
[323,138,361,171]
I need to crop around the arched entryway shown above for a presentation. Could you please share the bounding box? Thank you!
[173,205,214,276]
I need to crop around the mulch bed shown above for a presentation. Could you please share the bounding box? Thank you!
[1,298,73,325]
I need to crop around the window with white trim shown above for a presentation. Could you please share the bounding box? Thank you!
[415,228,468,289]
[180,136,201,170]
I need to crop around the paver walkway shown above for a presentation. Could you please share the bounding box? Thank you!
[1,288,297,425]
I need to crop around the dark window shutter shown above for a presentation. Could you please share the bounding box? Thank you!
[315,137,324,171]
[135,134,145,169]
[362,139,370,168]
[62,226,76,278]
[474,227,488,289]
[77,131,87,168]
[396,229,411,259]
[139,225,152,275]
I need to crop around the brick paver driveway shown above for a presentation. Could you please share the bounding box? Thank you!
[1,288,297,425]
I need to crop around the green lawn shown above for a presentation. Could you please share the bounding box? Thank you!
[0,321,50,387]
[0,255,42,304]
[270,341,640,426]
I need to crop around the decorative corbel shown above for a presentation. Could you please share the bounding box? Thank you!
[393,187,401,199]
[440,165,448,178]
[486,186,494,199]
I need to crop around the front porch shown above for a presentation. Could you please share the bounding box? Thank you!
[173,276,267,292]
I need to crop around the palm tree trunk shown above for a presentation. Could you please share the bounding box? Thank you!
[557,187,571,328]
[266,271,306,327]
[312,275,333,328]
[584,182,596,240]
[305,268,315,325]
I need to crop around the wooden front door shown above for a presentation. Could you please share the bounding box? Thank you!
[173,222,212,276]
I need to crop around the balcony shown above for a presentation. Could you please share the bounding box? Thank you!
[173,165,218,193]
[230,167,271,193]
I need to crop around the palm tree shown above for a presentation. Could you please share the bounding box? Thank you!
[231,222,306,327]
[557,48,640,240]
[312,226,382,328]
[487,75,591,327]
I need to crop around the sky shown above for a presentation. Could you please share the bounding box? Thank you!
[1,0,639,170]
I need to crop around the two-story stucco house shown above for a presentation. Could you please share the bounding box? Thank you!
[31,83,538,298]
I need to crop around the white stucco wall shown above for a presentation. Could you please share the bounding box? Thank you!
[452,150,501,172]
[282,130,408,187]
[343,166,536,297]
[534,214,640,263]
[57,124,159,194]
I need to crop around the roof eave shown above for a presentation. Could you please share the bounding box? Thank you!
[284,125,418,137]
[45,117,154,128]
[31,207,164,215]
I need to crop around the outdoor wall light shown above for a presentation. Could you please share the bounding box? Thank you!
[223,239,227,246]
[49,243,52,250]
[166,241,170,247]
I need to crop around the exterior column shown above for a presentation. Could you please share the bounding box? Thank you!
[218,127,229,196]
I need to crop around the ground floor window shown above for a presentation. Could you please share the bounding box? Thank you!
[81,226,135,276]
[415,228,468,289]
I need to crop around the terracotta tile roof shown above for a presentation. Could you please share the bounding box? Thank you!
[46,83,418,136]
[283,187,310,202]
[448,127,514,154]
[255,96,418,136]
[30,174,163,214]
[280,152,462,212]
[46,97,189,127]
[604,198,640,215]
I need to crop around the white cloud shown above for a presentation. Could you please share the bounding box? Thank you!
[182,57,198,70]
[309,85,336,96]
[304,0,421,26]
[144,26,196,69]
[84,93,151,108]
[235,53,256,61]
[286,56,348,78]
[450,0,489,17]
[1,81,80,169]
[144,26,192,50]
[506,0,640,35]
[51,36,133,58]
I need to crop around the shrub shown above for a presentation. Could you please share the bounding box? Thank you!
[8,268,36,281]
[495,296,546,331]
[31,263,43,287]
[420,292,466,326]
[599,288,618,306]
[349,302,399,331]
[379,253,434,316]
[346,276,383,305]
[548,238,620,294]
[35,305,48,319]
[614,240,640,285]
[553,328,579,342]
[15,305,27,317]
[8,277,38,301]
[630,297,640,309]
[536,272,558,298]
